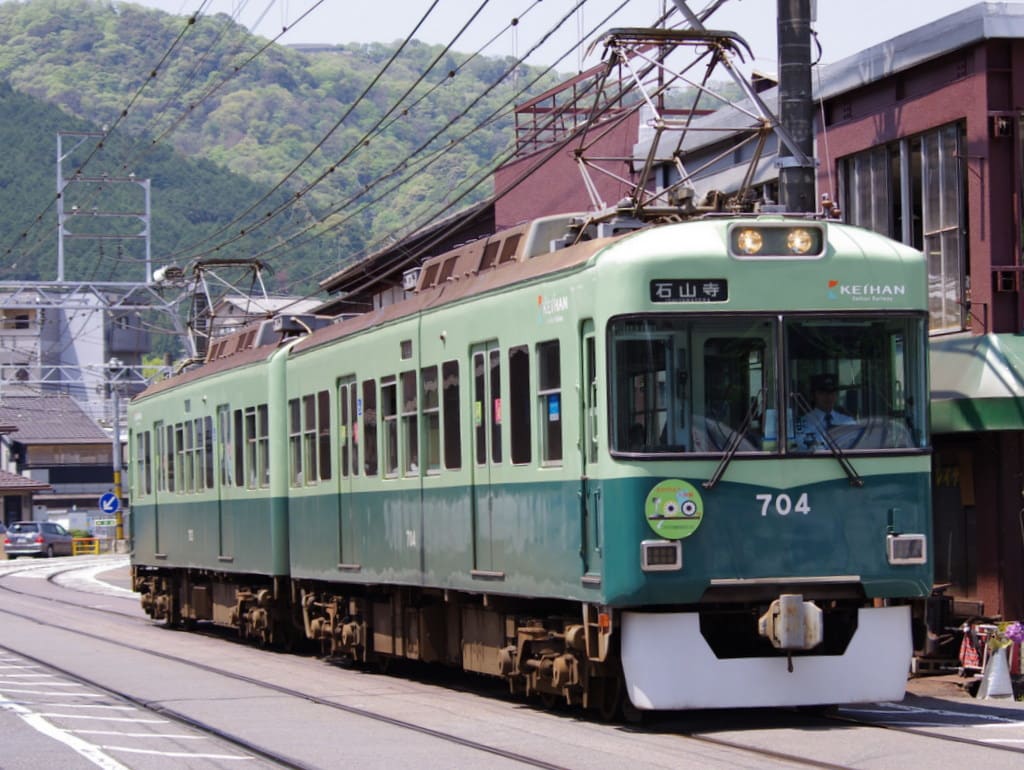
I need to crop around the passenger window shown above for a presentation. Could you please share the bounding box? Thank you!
[537,340,562,464]
[442,360,461,470]
[508,345,531,464]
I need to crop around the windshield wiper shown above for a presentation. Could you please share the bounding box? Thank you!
[703,388,764,490]
[790,392,864,487]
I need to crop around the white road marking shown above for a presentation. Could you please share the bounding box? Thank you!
[100,745,254,760]
[0,690,130,770]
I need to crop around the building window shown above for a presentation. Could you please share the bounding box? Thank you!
[840,121,965,332]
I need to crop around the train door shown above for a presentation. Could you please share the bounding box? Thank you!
[215,404,234,558]
[580,323,603,577]
[470,341,501,573]
[337,377,359,567]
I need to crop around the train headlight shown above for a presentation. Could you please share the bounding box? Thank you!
[786,228,815,254]
[886,533,927,565]
[728,223,825,258]
[734,228,764,255]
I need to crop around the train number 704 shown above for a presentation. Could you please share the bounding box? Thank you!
[755,493,811,516]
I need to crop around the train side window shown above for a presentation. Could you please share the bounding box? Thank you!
[303,393,317,485]
[257,404,270,487]
[489,349,502,463]
[198,419,207,491]
[584,334,598,464]
[188,420,197,492]
[442,360,461,470]
[473,352,486,465]
[289,398,303,487]
[154,422,165,492]
[339,379,357,477]
[218,405,234,487]
[233,409,244,487]
[421,366,440,473]
[537,340,562,464]
[382,377,398,478]
[508,345,531,465]
[203,416,214,490]
[317,390,332,481]
[402,370,419,476]
[136,430,151,496]
[362,379,378,476]
[175,423,187,494]
[349,381,360,476]
[165,424,176,492]
[244,407,258,488]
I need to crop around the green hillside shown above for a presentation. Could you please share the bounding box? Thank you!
[0,0,566,292]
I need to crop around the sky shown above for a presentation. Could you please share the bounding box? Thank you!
[133,0,987,73]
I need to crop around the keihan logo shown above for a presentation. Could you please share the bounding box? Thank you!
[826,279,906,301]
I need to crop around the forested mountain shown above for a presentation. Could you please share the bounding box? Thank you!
[0,0,566,291]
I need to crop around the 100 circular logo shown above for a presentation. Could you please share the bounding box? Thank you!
[644,479,704,539]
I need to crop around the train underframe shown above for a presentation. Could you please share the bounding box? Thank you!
[133,566,913,714]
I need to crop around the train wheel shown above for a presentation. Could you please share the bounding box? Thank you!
[595,674,623,722]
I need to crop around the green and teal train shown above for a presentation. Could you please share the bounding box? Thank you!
[129,212,932,714]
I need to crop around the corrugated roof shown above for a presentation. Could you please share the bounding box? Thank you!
[0,395,110,444]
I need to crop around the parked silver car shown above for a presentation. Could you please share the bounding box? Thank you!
[2,521,74,558]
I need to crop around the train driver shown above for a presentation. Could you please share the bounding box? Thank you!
[797,373,856,448]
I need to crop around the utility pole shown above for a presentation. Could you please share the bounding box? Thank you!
[108,357,124,542]
[776,0,817,213]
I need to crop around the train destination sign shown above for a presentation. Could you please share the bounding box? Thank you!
[650,278,728,303]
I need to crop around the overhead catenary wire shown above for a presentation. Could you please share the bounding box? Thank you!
[183,0,616,278]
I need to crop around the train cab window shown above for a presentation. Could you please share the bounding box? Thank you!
[508,346,531,465]
[537,340,562,464]
[610,317,775,454]
[442,360,461,470]
[362,379,378,476]
[421,366,441,473]
[401,371,419,476]
[785,317,928,452]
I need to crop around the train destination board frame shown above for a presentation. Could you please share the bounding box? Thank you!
[650,279,728,303]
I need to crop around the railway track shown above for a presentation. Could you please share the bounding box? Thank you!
[1,557,1021,770]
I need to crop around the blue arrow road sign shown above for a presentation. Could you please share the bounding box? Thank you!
[99,493,120,514]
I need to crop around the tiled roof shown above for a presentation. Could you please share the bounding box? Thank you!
[0,468,49,492]
[0,395,110,444]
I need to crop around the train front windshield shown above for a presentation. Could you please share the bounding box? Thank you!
[609,314,928,455]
